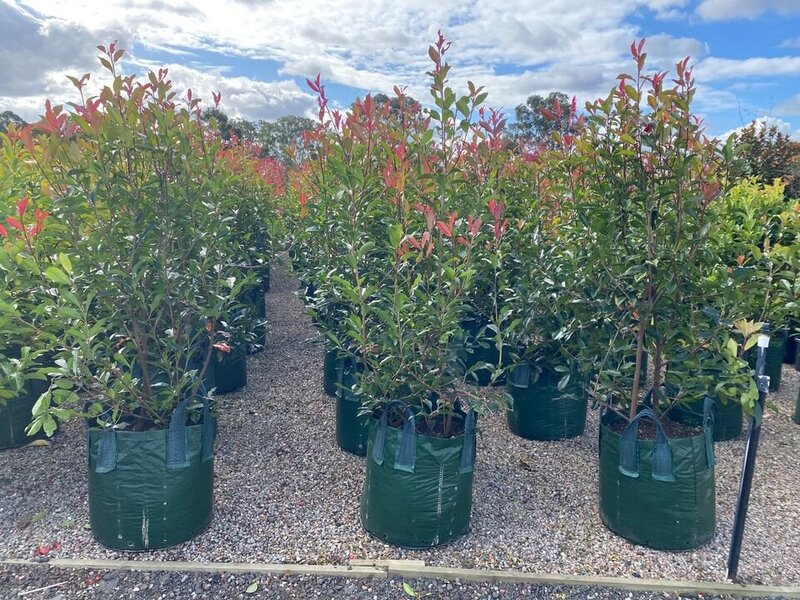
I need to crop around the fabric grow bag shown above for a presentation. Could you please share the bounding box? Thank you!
[335,361,369,456]
[672,396,742,442]
[86,394,215,550]
[240,284,266,355]
[793,387,800,425]
[214,346,247,395]
[599,402,716,551]
[0,378,50,450]
[360,401,476,548]
[323,348,340,397]
[261,265,271,293]
[505,364,587,441]
[459,321,502,387]
[747,331,785,392]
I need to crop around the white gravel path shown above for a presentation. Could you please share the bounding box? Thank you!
[0,263,798,587]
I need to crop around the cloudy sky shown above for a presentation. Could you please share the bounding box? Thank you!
[2,0,800,138]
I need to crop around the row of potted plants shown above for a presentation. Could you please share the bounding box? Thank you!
[291,35,799,551]
[1,34,797,556]
[0,45,280,549]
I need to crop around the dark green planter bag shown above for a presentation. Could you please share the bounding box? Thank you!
[458,321,503,387]
[747,332,785,392]
[323,348,340,397]
[506,364,587,441]
[672,396,742,442]
[793,387,799,425]
[360,401,476,548]
[599,401,716,551]
[335,360,369,456]
[241,284,266,355]
[86,393,215,551]
[0,378,51,450]
[214,346,247,395]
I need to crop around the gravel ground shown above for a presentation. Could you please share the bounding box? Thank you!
[0,564,783,600]
[0,263,798,591]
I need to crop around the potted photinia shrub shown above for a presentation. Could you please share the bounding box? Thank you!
[215,136,285,355]
[500,103,595,442]
[23,44,252,550]
[0,201,60,448]
[502,222,589,441]
[0,137,63,449]
[294,78,412,451]
[291,75,429,433]
[312,34,505,547]
[561,41,747,551]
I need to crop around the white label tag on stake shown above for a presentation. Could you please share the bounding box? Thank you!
[757,334,770,348]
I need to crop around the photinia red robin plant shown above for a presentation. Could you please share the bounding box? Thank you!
[0,131,67,432]
[17,43,272,432]
[290,32,510,434]
[550,40,747,421]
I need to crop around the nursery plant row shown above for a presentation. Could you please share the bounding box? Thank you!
[0,34,798,557]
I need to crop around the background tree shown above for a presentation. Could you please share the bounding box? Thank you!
[0,110,26,133]
[255,115,316,164]
[201,108,253,141]
[733,120,800,199]
[509,91,571,149]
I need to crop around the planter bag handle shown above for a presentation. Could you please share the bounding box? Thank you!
[372,400,416,473]
[458,408,477,474]
[702,395,715,469]
[93,427,118,474]
[508,362,532,389]
[619,408,675,482]
[167,385,214,469]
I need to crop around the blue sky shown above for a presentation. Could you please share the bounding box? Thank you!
[2,0,800,139]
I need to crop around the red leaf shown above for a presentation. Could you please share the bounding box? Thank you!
[0,223,7,237]
[436,221,452,238]
[5,217,23,231]
[17,197,29,217]
[540,108,556,121]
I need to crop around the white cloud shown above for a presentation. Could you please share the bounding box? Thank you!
[2,0,711,115]
[720,116,794,141]
[695,56,800,81]
[144,63,316,121]
[696,0,800,21]
[0,0,791,141]
[775,94,800,115]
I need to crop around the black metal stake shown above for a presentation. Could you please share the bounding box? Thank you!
[726,323,770,581]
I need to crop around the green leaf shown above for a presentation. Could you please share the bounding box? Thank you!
[43,415,57,437]
[389,223,404,248]
[402,582,416,597]
[58,253,73,275]
[45,267,70,285]
[245,582,258,594]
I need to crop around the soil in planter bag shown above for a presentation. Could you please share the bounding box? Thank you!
[214,346,247,395]
[335,360,369,456]
[86,393,215,550]
[599,401,716,551]
[506,363,587,441]
[0,378,51,449]
[360,401,476,548]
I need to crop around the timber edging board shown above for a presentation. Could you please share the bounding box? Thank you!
[1,558,799,598]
